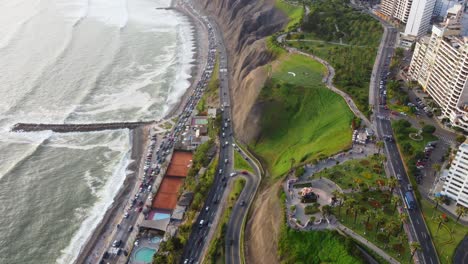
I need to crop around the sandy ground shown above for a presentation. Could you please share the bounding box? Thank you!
[245,180,282,264]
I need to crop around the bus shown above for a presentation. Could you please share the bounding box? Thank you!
[405,191,416,210]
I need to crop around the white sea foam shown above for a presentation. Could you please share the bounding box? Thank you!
[56,134,132,264]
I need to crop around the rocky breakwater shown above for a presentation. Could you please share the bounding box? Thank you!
[195,0,288,142]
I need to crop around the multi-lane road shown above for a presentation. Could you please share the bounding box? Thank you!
[370,15,439,264]
[180,3,262,263]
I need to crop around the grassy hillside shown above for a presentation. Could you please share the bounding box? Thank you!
[290,0,382,116]
[275,0,303,31]
[251,54,353,178]
[278,228,365,263]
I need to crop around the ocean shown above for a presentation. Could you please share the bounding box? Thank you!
[0,0,195,263]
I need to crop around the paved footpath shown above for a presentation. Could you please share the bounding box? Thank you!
[337,223,400,264]
[286,46,373,129]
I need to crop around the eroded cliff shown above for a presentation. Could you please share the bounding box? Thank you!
[194,0,287,142]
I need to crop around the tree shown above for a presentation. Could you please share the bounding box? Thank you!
[364,209,374,227]
[456,205,468,223]
[345,198,357,215]
[391,195,401,214]
[410,241,421,261]
[434,196,444,210]
[456,135,466,144]
[385,220,399,241]
[399,212,408,234]
[422,125,436,134]
[376,140,384,154]
[321,205,333,218]
[374,211,385,232]
[387,177,398,195]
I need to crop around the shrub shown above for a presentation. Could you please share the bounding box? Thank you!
[422,125,436,134]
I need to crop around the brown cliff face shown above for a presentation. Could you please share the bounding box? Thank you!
[195,0,288,142]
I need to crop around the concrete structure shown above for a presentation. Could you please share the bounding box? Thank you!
[408,4,468,131]
[433,0,463,18]
[380,0,414,23]
[441,142,468,207]
[404,0,437,36]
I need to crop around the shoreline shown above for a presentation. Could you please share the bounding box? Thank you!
[75,126,148,264]
[75,0,207,262]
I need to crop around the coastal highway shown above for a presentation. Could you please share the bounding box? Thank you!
[370,15,439,264]
[180,2,237,262]
[181,2,261,263]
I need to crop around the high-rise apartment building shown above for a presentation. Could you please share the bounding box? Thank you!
[408,4,468,131]
[380,0,414,23]
[442,142,468,207]
[404,0,437,36]
[380,0,436,36]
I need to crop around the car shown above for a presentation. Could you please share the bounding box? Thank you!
[224,159,228,164]
[240,200,246,206]
[205,206,209,212]
[396,174,402,181]
[128,226,133,233]
[407,184,413,191]
[199,220,205,227]
[230,172,237,177]
[112,240,122,247]
[124,212,129,218]
[241,171,248,175]
[219,169,223,174]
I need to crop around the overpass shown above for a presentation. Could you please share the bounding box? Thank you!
[11,121,155,133]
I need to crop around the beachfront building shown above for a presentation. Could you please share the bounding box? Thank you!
[408,4,468,132]
[404,0,437,36]
[441,142,468,207]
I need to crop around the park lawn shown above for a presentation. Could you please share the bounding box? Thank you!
[420,199,468,264]
[205,178,246,264]
[251,53,353,178]
[278,228,366,263]
[275,0,303,31]
[334,190,412,263]
[311,155,387,190]
[289,40,376,117]
[234,150,253,173]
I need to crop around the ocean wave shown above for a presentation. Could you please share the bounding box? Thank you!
[56,135,132,264]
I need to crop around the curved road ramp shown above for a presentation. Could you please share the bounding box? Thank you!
[11,121,154,133]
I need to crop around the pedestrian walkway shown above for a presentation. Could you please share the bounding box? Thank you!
[336,224,400,264]
[285,47,372,128]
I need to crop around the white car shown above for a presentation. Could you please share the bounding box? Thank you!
[230,172,237,177]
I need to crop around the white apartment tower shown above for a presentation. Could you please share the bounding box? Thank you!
[404,0,437,36]
[442,142,468,207]
[409,4,468,131]
[380,0,414,23]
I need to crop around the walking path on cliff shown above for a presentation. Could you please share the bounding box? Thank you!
[276,35,372,128]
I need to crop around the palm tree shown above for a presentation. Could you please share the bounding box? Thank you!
[344,198,356,216]
[455,205,468,223]
[385,220,399,242]
[321,205,333,218]
[434,196,444,210]
[399,212,408,234]
[376,140,384,154]
[410,241,421,261]
[392,195,401,214]
[374,211,385,233]
[387,177,398,195]
[364,210,375,227]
